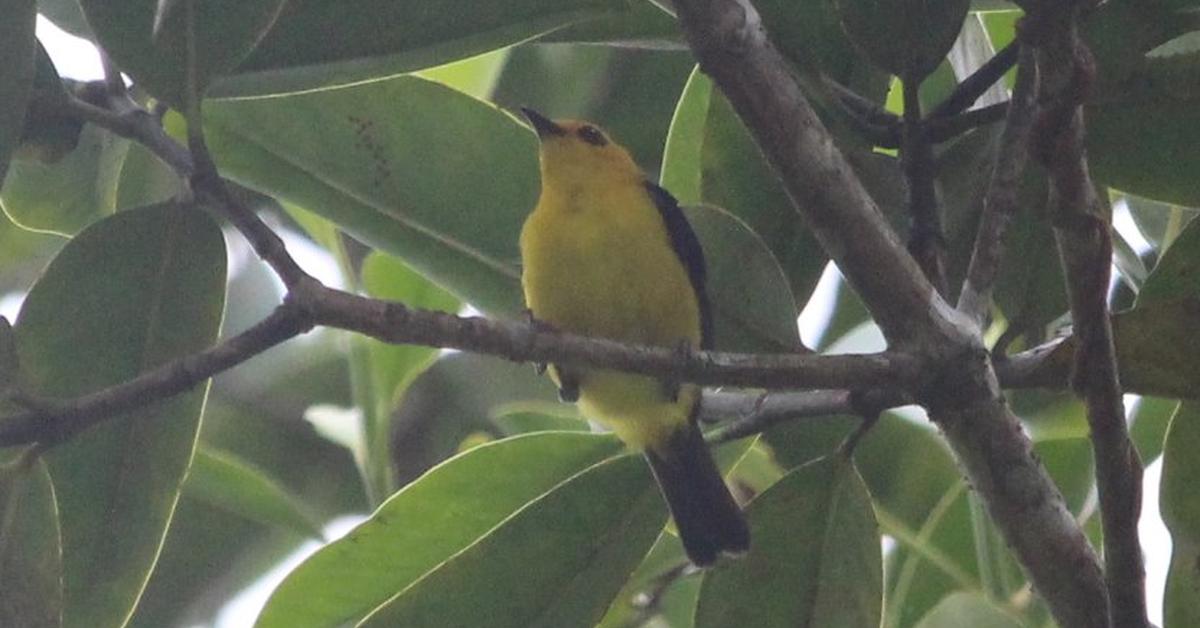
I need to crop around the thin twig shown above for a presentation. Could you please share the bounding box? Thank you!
[958,46,1039,326]
[901,78,948,295]
[930,41,1020,119]
[0,304,311,447]
[925,101,1009,144]
[1029,5,1147,625]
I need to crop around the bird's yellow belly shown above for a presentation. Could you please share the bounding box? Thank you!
[520,201,701,448]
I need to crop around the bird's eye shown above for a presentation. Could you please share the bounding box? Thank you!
[577,125,607,147]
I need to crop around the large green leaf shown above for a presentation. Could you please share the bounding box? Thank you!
[1131,396,1180,463]
[198,76,532,315]
[660,66,710,205]
[15,203,226,628]
[695,456,881,628]
[79,0,287,103]
[0,455,61,628]
[912,592,1024,628]
[356,251,460,501]
[211,0,630,97]
[0,0,36,184]
[183,447,323,540]
[1161,402,1200,628]
[255,432,623,628]
[2,122,130,235]
[358,452,665,628]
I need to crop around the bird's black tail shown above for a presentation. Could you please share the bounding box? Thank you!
[644,423,750,567]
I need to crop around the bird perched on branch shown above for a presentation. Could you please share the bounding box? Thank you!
[518,107,749,566]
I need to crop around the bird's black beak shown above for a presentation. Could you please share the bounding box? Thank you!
[520,107,565,138]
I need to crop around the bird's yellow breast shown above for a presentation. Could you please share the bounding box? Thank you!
[520,181,702,448]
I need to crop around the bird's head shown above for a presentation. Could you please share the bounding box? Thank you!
[520,107,641,190]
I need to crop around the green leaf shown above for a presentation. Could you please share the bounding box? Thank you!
[660,65,711,205]
[199,76,533,315]
[0,0,37,183]
[1139,214,1200,305]
[358,452,665,628]
[15,203,226,628]
[356,251,460,500]
[115,142,184,210]
[416,49,511,100]
[686,204,800,351]
[0,455,62,628]
[255,432,623,628]
[537,0,679,47]
[1035,437,1095,515]
[2,122,130,235]
[1125,195,1196,252]
[79,0,287,104]
[596,531,695,628]
[834,0,969,79]
[211,0,631,98]
[1031,299,1200,400]
[1131,396,1180,463]
[695,456,881,628]
[700,91,829,309]
[0,317,17,394]
[184,448,323,540]
[1161,402,1200,628]
[913,592,1024,628]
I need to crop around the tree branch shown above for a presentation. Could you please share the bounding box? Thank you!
[930,41,1020,119]
[901,78,948,295]
[670,2,1110,625]
[671,0,944,346]
[1027,6,1147,625]
[958,46,1039,326]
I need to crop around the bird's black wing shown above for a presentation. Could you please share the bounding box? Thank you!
[643,181,714,350]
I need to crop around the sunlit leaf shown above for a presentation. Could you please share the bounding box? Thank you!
[358,453,664,628]
[255,432,623,628]
[913,592,1023,628]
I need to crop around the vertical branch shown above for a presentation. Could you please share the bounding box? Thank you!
[958,45,1038,326]
[901,78,948,295]
[1029,9,1148,627]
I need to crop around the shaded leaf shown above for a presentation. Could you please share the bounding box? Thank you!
[255,432,623,628]
[184,447,323,540]
[212,0,630,97]
[0,455,61,628]
[355,251,460,500]
[0,0,37,183]
[199,76,533,315]
[1138,213,1200,305]
[695,456,881,628]
[15,44,83,165]
[79,0,287,103]
[834,0,969,79]
[1131,396,1180,463]
[2,122,130,235]
[660,65,710,205]
[1161,402,1200,628]
[358,453,664,628]
[1125,194,1196,252]
[15,203,226,628]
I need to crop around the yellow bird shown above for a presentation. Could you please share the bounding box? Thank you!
[518,108,749,566]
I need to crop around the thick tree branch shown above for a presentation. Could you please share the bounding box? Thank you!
[670,2,1110,625]
[1028,6,1148,625]
[671,0,945,346]
[958,46,1039,326]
